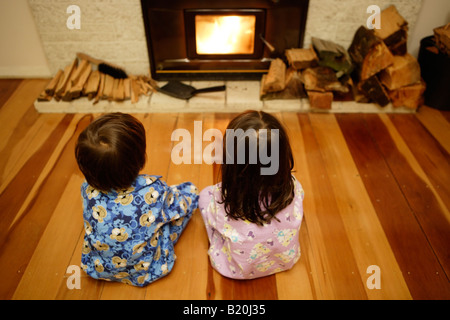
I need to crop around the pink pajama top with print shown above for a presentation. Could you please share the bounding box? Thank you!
[199,177,304,279]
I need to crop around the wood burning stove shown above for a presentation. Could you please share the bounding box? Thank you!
[141,0,309,80]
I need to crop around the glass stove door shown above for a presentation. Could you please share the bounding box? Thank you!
[195,15,256,55]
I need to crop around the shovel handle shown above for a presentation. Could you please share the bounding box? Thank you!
[193,85,226,94]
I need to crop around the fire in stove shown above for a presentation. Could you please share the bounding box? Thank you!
[195,15,256,55]
[141,0,310,80]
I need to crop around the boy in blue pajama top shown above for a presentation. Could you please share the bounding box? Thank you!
[76,113,198,287]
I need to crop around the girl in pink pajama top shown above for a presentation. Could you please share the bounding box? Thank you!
[199,111,304,279]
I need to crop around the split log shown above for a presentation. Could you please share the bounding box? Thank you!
[93,73,105,104]
[389,80,426,110]
[312,37,353,76]
[379,53,421,90]
[112,78,120,101]
[55,58,78,99]
[383,28,408,56]
[103,74,115,100]
[285,46,318,70]
[434,23,450,56]
[113,79,125,101]
[300,66,349,93]
[84,70,101,99]
[138,77,153,96]
[140,75,158,92]
[130,77,141,103]
[62,61,82,101]
[374,5,408,55]
[260,68,306,100]
[123,78,131,100]
[332,80,354,101]
[44,69,63,96]
[260,74,268,99]
[348,26,394,81]
[70,59,90,87]
[53,74,65,101]
[373,5,407,40]
[37,91,52,102]
[349,77,370,103]
[69,60,92,99]
[262,58,286,92]
[358,75,390,107]
[307,91,333,110]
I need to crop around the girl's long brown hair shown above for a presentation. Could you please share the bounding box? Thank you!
[220,110,294,226]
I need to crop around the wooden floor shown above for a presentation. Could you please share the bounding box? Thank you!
[1,79,449,300]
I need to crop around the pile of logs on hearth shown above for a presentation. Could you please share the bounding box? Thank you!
[261,5,426,110]
[38,58,158,104]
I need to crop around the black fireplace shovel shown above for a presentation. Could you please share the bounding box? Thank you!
[158,81,226,100]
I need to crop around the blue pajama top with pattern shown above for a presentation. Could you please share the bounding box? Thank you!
[80,174,198,287]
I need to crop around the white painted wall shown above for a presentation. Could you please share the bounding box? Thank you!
[0,0,51,78]
[2,0,447,78]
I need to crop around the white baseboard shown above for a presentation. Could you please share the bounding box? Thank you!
[0,65,51,78]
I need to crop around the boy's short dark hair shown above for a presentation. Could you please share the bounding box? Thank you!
[75,113,146,192]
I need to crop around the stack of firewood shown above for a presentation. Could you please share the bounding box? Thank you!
[38,57,158,104]
[297,38,353,109]
[261,5,426,110]
[259,56,307,101]
[349,5,425,110]
[260,38,354,110]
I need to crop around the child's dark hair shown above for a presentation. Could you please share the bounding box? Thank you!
[220,110,294,226]
[75,113,146,193]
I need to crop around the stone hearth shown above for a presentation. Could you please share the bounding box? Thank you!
[34,80,414,113]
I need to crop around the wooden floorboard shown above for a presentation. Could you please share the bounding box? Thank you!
[2,114,89,299]
[365,114,450,277]
[389,114,450,211]
[296,114,368,299]
[1,79,449,300]
[309,114,411,299]
[336,114,450,299]
[0,79,23,111]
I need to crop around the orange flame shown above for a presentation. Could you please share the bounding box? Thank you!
[195,15,256,54]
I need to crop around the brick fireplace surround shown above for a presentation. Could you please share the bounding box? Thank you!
[29,0,424,113]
